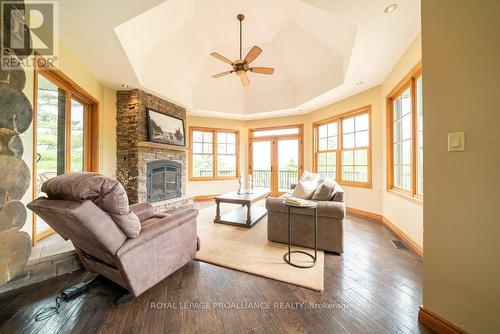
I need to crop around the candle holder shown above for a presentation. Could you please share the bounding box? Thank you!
[245,174,254,194]
[237,175,245,195]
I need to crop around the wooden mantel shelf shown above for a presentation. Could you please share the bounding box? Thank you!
[137,141,187,151]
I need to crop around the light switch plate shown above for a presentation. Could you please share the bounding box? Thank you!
[448,132,465,152]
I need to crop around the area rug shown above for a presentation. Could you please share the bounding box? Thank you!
[195,201,324,291]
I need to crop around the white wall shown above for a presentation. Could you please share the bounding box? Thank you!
[422,0,500,332]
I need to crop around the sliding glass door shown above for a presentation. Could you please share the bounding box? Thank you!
[33,71,92,243]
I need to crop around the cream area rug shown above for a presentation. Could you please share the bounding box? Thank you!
[195,201,324,291]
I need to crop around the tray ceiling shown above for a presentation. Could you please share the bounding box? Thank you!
[59,0,420,119]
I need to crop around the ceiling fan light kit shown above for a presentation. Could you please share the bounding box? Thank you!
[211,14,275,86]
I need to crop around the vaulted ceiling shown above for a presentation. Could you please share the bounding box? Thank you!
[59,0,420,119]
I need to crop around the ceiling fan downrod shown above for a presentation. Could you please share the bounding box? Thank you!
[237,14,244,60]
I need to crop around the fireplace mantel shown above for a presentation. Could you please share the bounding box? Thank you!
[137,141,187,151]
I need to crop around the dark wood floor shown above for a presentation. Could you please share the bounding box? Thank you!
[0,204,433,334]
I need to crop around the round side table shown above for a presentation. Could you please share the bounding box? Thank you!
[282,201,318,268]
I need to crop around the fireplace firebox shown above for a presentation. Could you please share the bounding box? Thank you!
[147,160,182,203]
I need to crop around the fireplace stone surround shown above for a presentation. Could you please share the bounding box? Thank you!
[116,89,193,213]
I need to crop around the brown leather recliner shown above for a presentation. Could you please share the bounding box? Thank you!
[27,173,198,299]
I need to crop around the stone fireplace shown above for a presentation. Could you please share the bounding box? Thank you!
[116,89,193,213]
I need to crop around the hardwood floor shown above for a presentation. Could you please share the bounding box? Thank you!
[0,206,433,334]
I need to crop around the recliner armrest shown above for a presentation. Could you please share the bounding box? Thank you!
[117,208,198,256]
[130,202,155,222]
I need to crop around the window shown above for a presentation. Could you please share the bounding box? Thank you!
[33,59,99,244]
[416,76,423,194]
[316,121,337,179]
[189,127,239,180]
[387,62,423,198]
[216,132,237,177]
[314,106,371,187]
[252,127,299,137]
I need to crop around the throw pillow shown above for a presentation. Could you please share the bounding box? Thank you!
[292,180,319,199]
[300,170,321,183]
[312,178,337,201]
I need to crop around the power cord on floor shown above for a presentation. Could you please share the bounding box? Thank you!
[34,295,65,321]
[34,275,99,321]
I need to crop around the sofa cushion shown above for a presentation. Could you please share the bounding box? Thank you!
[266,197,345,219]
[42,172,141,238]
[312,178,337,201]
[292,180,318,199]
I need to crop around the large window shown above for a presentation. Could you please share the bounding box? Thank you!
[189,127,239,180]
[314,106,371,187]
[387,62,423,198]
[33,61,99,244]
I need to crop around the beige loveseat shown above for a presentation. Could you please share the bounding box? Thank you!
[266,183,345,253]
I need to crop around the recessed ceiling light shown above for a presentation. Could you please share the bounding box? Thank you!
[121,84,129,88]
[356,81,364,86]
[384,4,398,14]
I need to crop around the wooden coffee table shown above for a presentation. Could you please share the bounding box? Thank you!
[214,188,270,228]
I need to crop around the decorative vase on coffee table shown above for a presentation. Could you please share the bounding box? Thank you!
[237,175,245,195]
[245,174,254,194]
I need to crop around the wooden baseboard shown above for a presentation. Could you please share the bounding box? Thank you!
[382,216,423,258]
[346,206,423,258]
[418,306,468,334]
[346,207,383,222]
[193,195,218,202]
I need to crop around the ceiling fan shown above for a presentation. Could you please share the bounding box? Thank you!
[211,14,274,87]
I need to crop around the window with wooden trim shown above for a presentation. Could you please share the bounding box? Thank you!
[314,106,371,187]
[189,127,239,180]
[33,60,99,244]
[387,63,423,197]
[316,121,337,179]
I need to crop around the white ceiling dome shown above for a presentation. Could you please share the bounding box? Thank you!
[114,0,356,115]
[59,0,421,119]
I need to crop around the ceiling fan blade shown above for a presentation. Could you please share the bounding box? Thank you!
[244,46,262,65]
[210,52,233,65]
[240,71,250,86]
[212,71,232,78]
[250,67,274,75]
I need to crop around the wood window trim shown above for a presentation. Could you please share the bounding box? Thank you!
[188,126,240,181]
[313,105,372,188]
[34,56,100,172]
[386,61,423,203]
[32,56,100,245]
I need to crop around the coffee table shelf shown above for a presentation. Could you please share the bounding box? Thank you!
[214,188,270,228]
